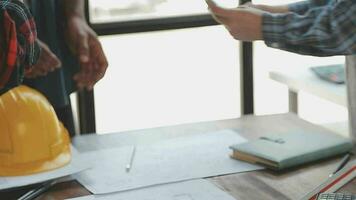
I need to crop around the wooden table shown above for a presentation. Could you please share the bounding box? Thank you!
[2,113,355,200]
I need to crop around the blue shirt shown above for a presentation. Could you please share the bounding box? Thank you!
[262,0,356,56]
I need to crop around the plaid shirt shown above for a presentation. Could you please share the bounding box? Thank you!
[0,0,39,92]
[262,0,356,57]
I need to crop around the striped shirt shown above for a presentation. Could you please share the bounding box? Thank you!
[262,0,356,57]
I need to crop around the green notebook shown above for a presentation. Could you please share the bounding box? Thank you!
[230,130,353,170]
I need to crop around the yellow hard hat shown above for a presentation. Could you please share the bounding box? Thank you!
[0,85,71,176]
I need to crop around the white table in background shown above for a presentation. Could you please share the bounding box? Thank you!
[269,66,348,136]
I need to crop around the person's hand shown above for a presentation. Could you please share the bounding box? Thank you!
[206,0,264,41]
[25,39,61,78]
[65,16,108,91]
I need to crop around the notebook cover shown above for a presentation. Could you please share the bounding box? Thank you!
[230,131,353,170]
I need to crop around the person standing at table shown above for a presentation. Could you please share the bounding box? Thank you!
[206,0,356,142]
[24,0,108,136]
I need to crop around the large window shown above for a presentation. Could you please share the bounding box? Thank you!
[94,27,240,134]
[85,0,348,134]
[89,0,237,24]
[88,0,240,134]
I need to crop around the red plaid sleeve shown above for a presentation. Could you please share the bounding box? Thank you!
[0,10,17,88]
[0,0,40,91]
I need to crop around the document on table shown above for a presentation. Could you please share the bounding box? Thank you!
[66,179,236,200]
[74,129,263,194]
[0,146,88,191]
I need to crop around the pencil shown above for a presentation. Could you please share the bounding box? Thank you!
[329,153,351,177]
[18,180,57,200]
[126,146,136,173]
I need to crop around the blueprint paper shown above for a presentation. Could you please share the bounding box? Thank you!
[74,130,263,194]
[0,146,88,191]
[66,179,236,200]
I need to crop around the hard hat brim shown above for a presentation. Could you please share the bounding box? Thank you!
[0,146,71,177]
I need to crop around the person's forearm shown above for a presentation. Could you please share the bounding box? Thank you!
[63,0,85,20]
